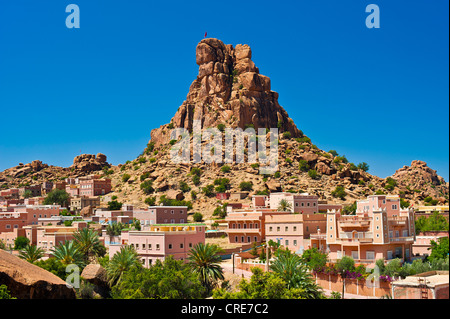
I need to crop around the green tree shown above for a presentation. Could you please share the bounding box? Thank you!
[270,248,323,298]
[140,180,155,194]
[0,285,15,299]
[213,203,228,219]
[300,248,328,272]
[298,160,309,172]
[193,212,203,222]
[73,227,103,263]
[188,243,224,294]
[34,258,67,280]
[357,162,370,172]
[14,236,30,250]
[336,256,355,299]
[111,256,205,299]
[308,169,319,180]
[18,244,45,263]
[429,237,449,262]
[43,189,70,206]
[51,240,84,268]
[107,200,123,210]
[331,186,347,200]
[277,199,293,212]
[106,245,141,287]
[239,181,253,192]
[213,267,303,299]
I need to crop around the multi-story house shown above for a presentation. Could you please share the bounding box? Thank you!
[133,206,189,226]
[79,178,111,196]
[313,195,415,267]
[265,212,327,253]
[69,196,100,214]
[109,223,205,267]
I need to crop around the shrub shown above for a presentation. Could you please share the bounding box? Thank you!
[108,200,123,210]
[169,139,177,145]
[221,165,231,173]
[308,169,319,180]
[282,131,291,139]
[202,184,215,197]
[298,160,309,172]
[140,180,155,195]
[328,150,338,157]
[140,172,150,181]
[331,186,347,200]
[179,181,191,193]
[122,174,131,183]
[239,181,253,192]
[217,124,226,132]
[357,162,369,172]
[144,197,156,206]
[193,212,203,222]
[192,174,200,186]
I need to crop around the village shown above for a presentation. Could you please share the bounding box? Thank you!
[0,174,448,299]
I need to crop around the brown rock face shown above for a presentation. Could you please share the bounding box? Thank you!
[0,250,76,299]
[71,154,109,173]
[391,160,448,199]
[150,38,302,147]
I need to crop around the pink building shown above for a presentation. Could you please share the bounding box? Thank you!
[412,231,449,257]
[225,209,291,244]
[133,206,188,226]
[109,223,205,267]
[265,212,327,253]
[34,221,87,254]
[79,178,112,196]
[266,192,321,214]
[317,195,415,267]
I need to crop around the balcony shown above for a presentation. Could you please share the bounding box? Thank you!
[338,217,371,228]
[388,236,414,243]
[336,232,373,244]
[310,233,327,240]
[388,217,407,226]
[226,228,260,234]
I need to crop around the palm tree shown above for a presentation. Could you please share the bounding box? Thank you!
[105,245,141,287]
[106,223,123,244]
[51,240,85,267]
[18,244,45,263]
[277,199,293,212]
[270,248,323,299]
[188,243,224,293]
[72,227,102,262]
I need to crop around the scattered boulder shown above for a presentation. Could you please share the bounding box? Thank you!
[0,249,76,299]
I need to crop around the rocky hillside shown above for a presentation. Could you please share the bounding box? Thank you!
[1,38,448,218]
[0,153,111,189]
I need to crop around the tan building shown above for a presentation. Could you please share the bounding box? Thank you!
[69,196,100,215]
[318,195,415,267]
[392,271,449,299]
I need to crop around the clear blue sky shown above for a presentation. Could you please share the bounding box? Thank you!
[0,0,448,181]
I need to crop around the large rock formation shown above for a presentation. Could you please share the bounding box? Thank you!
[391,160,449,201]
[70,153,109,173]
[0,250,76,299]
[150,38,302,147]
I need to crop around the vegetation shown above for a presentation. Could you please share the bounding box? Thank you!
[193,212,203,222]
[308,169,319,180]
[18,244,45,263]
[106,245,141,287]
[188,243,224,294]
[277,199,292,212]
[331,186,347,200]
[239,181,253,192]
[384,177,397,191]
[107,200,123,210]
[415,211,449,234]
[51,240,85,268]
[111,256,205,299]
[43,189,70,207]
[158,195,193,211]
[140,180,155,194]
[14,236,30,250]
[357,162,369,172]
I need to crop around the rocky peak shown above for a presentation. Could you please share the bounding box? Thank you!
[150,38,302,147]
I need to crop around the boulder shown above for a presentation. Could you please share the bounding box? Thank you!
[80,263,109,298]
[0,249,76,299]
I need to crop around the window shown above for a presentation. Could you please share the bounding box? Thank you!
[241,236,244,242]
[293,226,297,232]
[395,230,399,237]
[5,224,11,229]
[387,251,393,259]
[285,226,288,232]
[301,203,304,207]
[168,244,172,249]
[254,236,257,242]
[180,243,184,249]
[366,251,375,260]
[392,205,398,210]
[269,226,273,232]
[247,236,251,243]
[142,244,146,249]
[313,203,316,206]
[156,244,160,250]
[180,219,184,223]
[285,240,289,246]
[235,236,238,242]
[171,210,174,214]
[295,203,299,207]
[307,203,310,207]
[136,244,139,249]
[403,230,408,237]
[293,240,297,246]
[306,226,309,231]
[277,227,280,232]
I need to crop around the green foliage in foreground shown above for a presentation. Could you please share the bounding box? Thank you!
[111,256,206,299]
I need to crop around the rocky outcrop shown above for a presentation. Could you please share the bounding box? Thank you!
[71,153,109,173]
[391,160,448,200]
[0,249,76,299]
[80,263,109,298]
[150,38,302,147]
